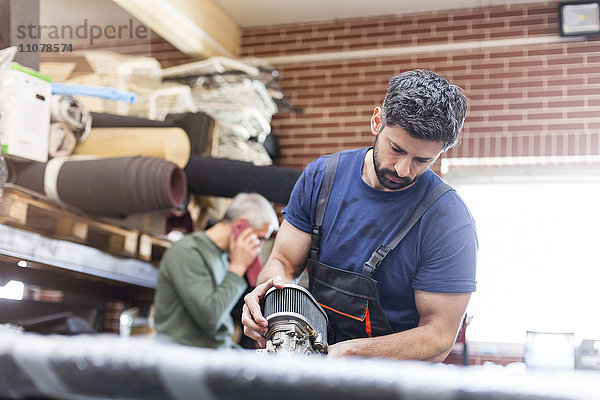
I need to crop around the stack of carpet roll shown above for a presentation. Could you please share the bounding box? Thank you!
[82,112,302,205]
[6,156,186,218]
[14,111,302,218]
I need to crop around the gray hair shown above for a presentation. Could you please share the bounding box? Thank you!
[223,193,279,232]
[381,69,469,150]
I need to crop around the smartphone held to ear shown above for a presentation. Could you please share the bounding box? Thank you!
[231,220,262,287]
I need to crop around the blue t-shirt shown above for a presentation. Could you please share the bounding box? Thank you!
[282,147,478,332]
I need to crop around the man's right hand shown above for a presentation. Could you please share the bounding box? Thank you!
[241,276,286,347]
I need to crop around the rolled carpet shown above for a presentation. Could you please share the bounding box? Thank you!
[72,127,191,168]
[90,112,215,159]
[7,156,186,217]
[184,155,301,205]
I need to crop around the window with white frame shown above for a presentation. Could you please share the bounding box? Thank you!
[444,162,600,345]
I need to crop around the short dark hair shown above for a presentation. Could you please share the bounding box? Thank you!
[381,69,468,150]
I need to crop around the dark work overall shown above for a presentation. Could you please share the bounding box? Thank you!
[307,152,453,345]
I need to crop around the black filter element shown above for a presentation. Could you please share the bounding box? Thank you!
[184,155,301,205]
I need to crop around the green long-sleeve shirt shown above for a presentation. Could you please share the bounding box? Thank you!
[153,231,247,348]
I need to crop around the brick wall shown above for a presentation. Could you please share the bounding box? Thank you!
[240,1,600,169]
[41,32,197,71]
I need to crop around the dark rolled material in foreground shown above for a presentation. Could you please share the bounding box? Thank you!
[1,332,599,400]
[184,155,301,205]
[7,156,186,217]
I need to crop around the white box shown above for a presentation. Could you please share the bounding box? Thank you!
[0,63,51,162]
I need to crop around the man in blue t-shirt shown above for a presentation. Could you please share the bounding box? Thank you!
[242,69,477,361]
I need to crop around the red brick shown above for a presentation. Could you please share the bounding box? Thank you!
[471,82,505,90]
[509,124,544,132]
[418,15,451,24]
[436,23,468,33]
[452,53,484,62]
[469,126,504,134]
[489,8,526,19]
[452,33,487,41]
[475,21,507,30]
[489,30,526,39]
[382,19,415,28]
[315,44,346,52]
[452,11,486,22]
[527,5,554,16]
[508,101,544,110]
[489,92,526,100]
[471,62,505,70]
[586,54,600,63]
[489,114,523,121]
[566,43,600,54]
[527,47,564,57]
[508,80,544,89]
[527,89,563,98]
[470,103,505,112]
[417,35,451,45]
[527,26,559,35]
[347,21,381,30]
[547,122,584,132]
[567,111,600,119]
[527,68,563,77]
[510,17,545,27]
[492,71,526,79]
[509,60,543,68]
[547,77,584,86]
[567,66,600,75]
[284,27,316,36]
[547,100,585,108]
[567,87,600,96]
[547,56,585,66]
[489,50,525,59]
[527,112,564,120]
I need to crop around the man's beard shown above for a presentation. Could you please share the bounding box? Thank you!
[373,136,417,190]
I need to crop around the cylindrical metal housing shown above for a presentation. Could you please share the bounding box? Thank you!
[262,284,328,354]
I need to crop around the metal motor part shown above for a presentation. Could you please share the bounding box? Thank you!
[258,284,328,356]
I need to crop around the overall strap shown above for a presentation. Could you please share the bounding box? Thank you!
[310,152,341,261]
[361,182,454,278]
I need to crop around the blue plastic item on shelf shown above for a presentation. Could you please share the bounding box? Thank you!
[51,83,137,103]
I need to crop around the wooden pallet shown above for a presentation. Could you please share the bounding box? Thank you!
[0,184,139,259]
[138,234,172,265]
